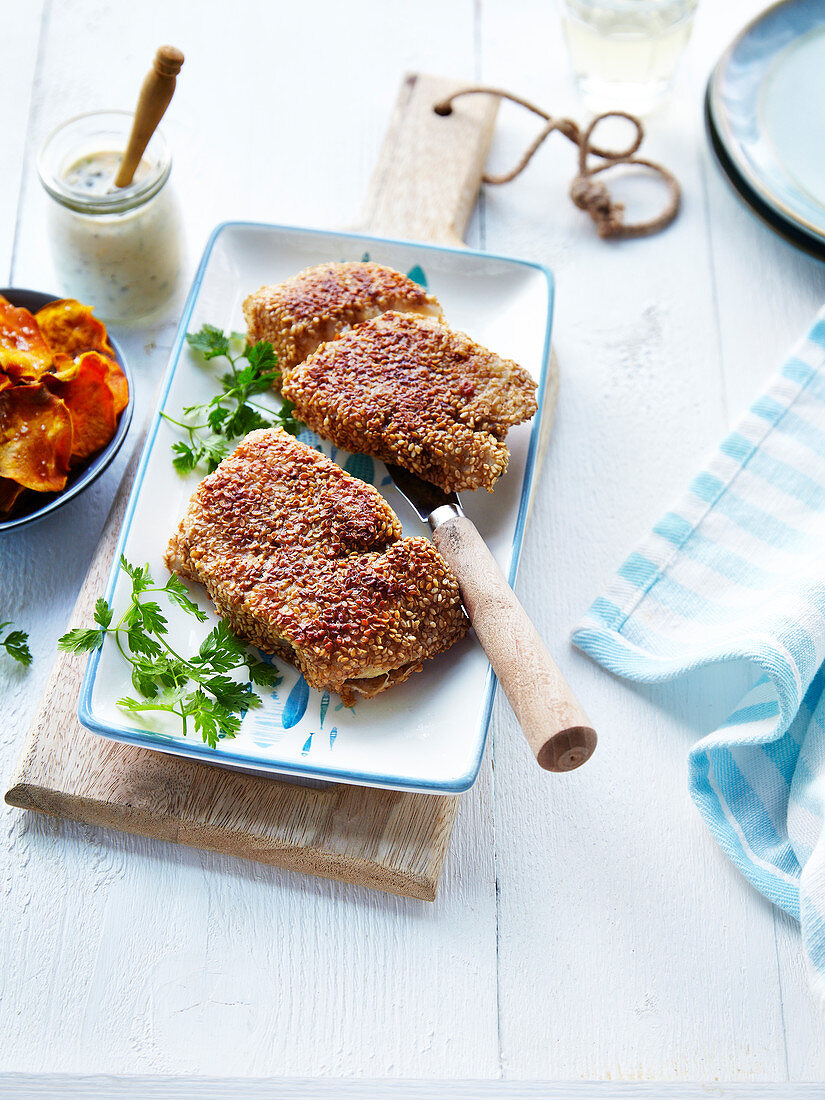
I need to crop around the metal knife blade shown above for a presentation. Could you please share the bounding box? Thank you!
[384,463,463,530]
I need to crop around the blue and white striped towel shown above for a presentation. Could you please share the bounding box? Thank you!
[572,308,825,994]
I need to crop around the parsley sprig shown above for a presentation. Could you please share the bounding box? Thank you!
[163,324,304,473]
[1,621,31,667]
[58,557,282,748]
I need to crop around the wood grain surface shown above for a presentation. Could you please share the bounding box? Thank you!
[3,0,825,1085]
[359,72,499,244]
[3,72,507,902]
[1,1076,824,1100]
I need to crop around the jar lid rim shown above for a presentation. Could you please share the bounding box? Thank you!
[38,110,172,214]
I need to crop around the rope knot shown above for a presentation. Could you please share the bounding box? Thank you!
[570,176,626,238]
[570,176,606,210]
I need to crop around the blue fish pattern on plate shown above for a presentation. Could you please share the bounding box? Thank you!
[281,674,310,729]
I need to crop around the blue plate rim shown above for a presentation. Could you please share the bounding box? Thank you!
[0,287,134,533]
[708,0,825,244]
[76,220,555,794]
[704,87,825,261]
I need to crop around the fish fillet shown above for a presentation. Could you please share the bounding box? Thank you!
[282,311,538,493]
[165,428,468,705]
[242,261,443,385]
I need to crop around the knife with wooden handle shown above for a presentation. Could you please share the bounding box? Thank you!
[386,464,597,772]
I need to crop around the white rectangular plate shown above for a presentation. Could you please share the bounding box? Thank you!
[79,222,554,794]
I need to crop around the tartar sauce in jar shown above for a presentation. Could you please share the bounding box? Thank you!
[38,111,183,323]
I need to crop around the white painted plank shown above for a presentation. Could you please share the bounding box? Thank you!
[0,2,44,283]
[0,0,500,1079]
[479,0,797,1081]
[1,1075,824,1100]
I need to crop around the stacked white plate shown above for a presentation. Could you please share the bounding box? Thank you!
[706,0,825,259]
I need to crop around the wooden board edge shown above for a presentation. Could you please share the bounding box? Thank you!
[4,778,457,901]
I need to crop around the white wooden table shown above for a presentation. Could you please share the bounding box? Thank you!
[3,1,825,1094]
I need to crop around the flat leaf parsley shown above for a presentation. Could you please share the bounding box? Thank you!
[1,621,31,667]
[59,558,282,748]
[163,325,304,473]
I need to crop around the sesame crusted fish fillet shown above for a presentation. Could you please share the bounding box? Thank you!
[242,261,443,386]
[165,428,468,706]
[282,311,538,493]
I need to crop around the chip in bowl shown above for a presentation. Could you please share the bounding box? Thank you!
[80,350,129,415]
[0,297,53,382]
[35,298,115,359]
[0,292,130,519]
[0,383,73,491]
[49,354,117,462]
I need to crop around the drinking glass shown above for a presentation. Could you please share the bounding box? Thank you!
[561,0,698,114]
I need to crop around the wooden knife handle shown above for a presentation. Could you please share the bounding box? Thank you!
[115,46,184,188]
[432,514,597,772]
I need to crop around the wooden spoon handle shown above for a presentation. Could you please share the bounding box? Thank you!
[115,45,184,189]
[432,513,597,772]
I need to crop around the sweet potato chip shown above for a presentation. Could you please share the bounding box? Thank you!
[0,476,25,515]
[53,355,116,462]
[44,351,128,415]
[35,299,114,358]
[75,350,129,415]
[0,297,53,381]
[47,352,80,383]
[106,363,129,416]
[0,383,72,491]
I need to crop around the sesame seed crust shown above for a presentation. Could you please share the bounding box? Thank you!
[242,262,443,388]
[164,428,468,706]
[282,311,538,493]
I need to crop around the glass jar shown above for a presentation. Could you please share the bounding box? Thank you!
[38,110,183,323]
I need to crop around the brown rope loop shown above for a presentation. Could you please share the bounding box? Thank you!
[433,87,681,240]
[579,111,645,170]
[580,157,682,239]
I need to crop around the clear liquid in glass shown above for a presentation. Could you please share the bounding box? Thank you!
[562,0,698,114]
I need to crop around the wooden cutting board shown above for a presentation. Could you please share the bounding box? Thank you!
[4,73,556,900]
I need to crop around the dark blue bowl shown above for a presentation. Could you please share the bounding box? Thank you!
[0,288,133,532]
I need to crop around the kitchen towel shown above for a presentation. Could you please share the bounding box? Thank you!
[573,307,825,993]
